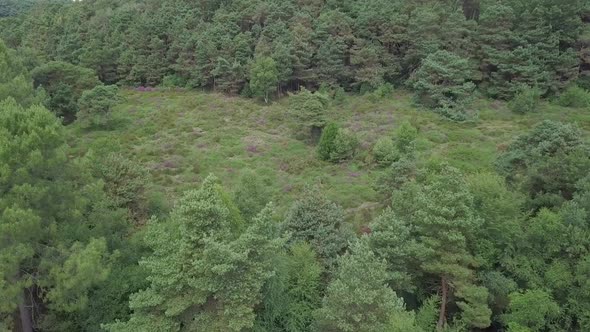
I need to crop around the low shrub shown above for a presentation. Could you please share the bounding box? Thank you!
[509,86,541,114]
[556,85,590,108]
[372,137,397,166]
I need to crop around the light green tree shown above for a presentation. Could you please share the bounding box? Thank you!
[250,56,279,103]
[314,239,420,332]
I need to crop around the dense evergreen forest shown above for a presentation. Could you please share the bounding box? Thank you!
[1,0,590,331]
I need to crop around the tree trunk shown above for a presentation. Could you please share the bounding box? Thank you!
[437,277,448,331]
[19,289,33,332]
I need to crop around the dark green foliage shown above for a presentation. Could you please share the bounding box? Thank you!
[496,120,590,210]
[373,121,418,166]
[0,98,128,330]
[106,177,283,332]
[3,0,590,331]
[372,136,397,166]
[330,128,358,162]
[0,39,46,107]
[93,153,149,221]
[282,185,352,271]
[31,61,100,122]
[77,85,121,128]
[509,86,541,114]
[374,157,417,198]
[372,163,491,329]
[557,85,590,108]
[412,50,476,121]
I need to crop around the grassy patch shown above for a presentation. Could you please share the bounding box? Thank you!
[69,89,590,224]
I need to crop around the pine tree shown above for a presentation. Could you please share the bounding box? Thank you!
[379,164,491,330]
[282,185,352,271]
[412,50,476,121]
[314,239,419,332]
[105,176,282,332]
[0,98,123,331]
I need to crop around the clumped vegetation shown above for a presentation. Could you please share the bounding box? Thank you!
[2,0,590,331]
[557,85,590,108]
[509,86,541,114]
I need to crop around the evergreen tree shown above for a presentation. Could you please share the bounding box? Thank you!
[289,88,330,141]
[314,239,419,332]
[105,176,282,332]
[376,164,491,330]
[282,185,352,271]
[412,50,476,121]
[0,98,125,331]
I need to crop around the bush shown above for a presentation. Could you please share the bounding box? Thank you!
[509,86,541,114]
[31,61,100,122]
[331,129,358,162]
[395,121,418,155]
[333,86,347,105]
[290,88,330,142]
[556,85,590,108]
[318,123,358,163]
[318,123,340,161]
[374,157,417,198]
[160,74,186,88]
[48,83,78,122]
[373,137,397,166]
[373,83,394,98]
[77,85,120,128]
[94,153,149,220]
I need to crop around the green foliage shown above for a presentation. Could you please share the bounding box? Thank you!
[412,50,476,121]
[0,39,45,107]
[374,157,417,198]
[367,83,394,102]
[317,123,340,161]
[250,56,279,103]
[502,290,560,332]
[289,88,330,141]
[93,153,149,220]
[509,86,541,114]
[557,85,590,108]
[106,177,283,332]
[395,121,418,155]
[372,136,397,166]
[282,185,352,271]
[373,121,418,166]
[314,239,417,332]
[77,85,121,128]
[255,243,323,332]
[496,120,590,210]
[31,61,100,123]
[232,170,271,221]
[0,98,126,330]
[160,75,186,88]
[375,163,491,329]
[330,128,358,162]
[317,123,358,163]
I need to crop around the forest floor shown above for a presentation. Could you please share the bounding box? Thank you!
[69,89,590,229]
